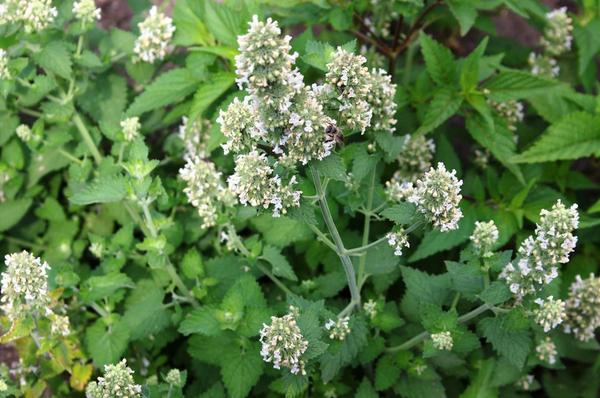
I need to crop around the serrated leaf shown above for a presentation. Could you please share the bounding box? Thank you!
[0,198,32,232]
[415,87,463,135]
[250,214,312,248]
[400,266,452,307]
[364,241,400,275]
[479,312,531,369]
[189,72,235,121]
[220,344,264,398]
[448,0,478,36]
[122,280,170,340]
[80,272,133,302]
[479,281,512,305]
[445,261,484,299]
[313,153,346,181]
[203,0,248,48]
[33,41,72,79]
[409,206,476,262]
[466,115,523,183]
[173,0,213,46]
[69,175,127,205]
[420,35,457,86]
[303,40,335,71]
[375,354,401,391]
[356,379,379,398]
[482,70,561,101]
[512,112,600,163]
[262,245,298,281]
[380,203,417,225]
[85,319,129,366]
[320,317,368,382]
[573,19,600,77]
[127,69,201,116]
[179,306,220,336]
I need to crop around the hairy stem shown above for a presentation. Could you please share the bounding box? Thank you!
[357,170,376,285]
[311,167,361,311]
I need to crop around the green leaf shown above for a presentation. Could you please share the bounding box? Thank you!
[261,245,298,281]
[375,354,401,391]
[189,72,235,120]
[573,19,600,77]
[479,312,531,369]
[448,0,478,36]
[203,0,248,48]
[35,197,66,222]
[466,115,523,183]
[179,306,220,336]
[313,153,346,181]
[172,0,213,46]
[33,41,72,79]
[320,317,368,382]
[0,198,32,232]
[127,69,201,116]
[69,175,127,205]
[479,281,512,306]
[400,266,452,307]
[356,378,379,398]
[415,87,463,135]
[365,241,400,275]
[122,280,170,340]
[460,359,497,398]
[380,203,417,225]
[445,261,484,300]
[460,38,487,93]
[420,35,457,86]
[303,40,336,71]
[409,206,476,262]
[80,272,133,302]
[482,70,562,101]
[220,344,264,398]
[85,318,130,366]
[250,215,312,248]
[512,112,600,163]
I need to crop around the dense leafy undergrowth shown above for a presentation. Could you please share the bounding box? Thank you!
[1,0,600,397]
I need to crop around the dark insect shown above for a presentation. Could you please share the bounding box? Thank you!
[325,124,344,146]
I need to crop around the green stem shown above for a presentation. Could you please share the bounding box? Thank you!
[345,235,388,255]
[73,113,102,164]
[357,169,376,286]
[3,235,46,251]
[90,302,110,318]
[386,303,494,352]
[75,34,84,58]
[311,167,361,311]
[57,147,84,165]
[21,108,43,118]
[139,200,199,308]
[307,224,338,253]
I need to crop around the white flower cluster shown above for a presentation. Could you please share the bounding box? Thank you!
[533,296,566,332]
[259,306,308,375]
[1,251,51,321]
[366,68,398,133]
[516,374,535,391]
[324,316,351,341]
[16,124,36,143]
[470,220,499,258]
[179,157,235,228]
[218,97,265,155]
[1,251,71,336]
[178,116,211,159]
[564,274,600,342]
[165,369,183,387]
[0,49,10,80]
[85,359,142,398]
[536,336,557,365]
[386,228,410,256]
[385,135,436,201]
[500,200,579,300]
[528,53,560,78]
[528,7,572,77]
[406,162,463,232]
[488,100,524,132]
[133,6,175,63]
[120,117,141,142]
[0,0,57,33]
[363,299,378,319]
[324,48,372,134]
[541,7,573,57]
[227,150,300,217]
[431,331,453,350]
[72,0,101,25]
